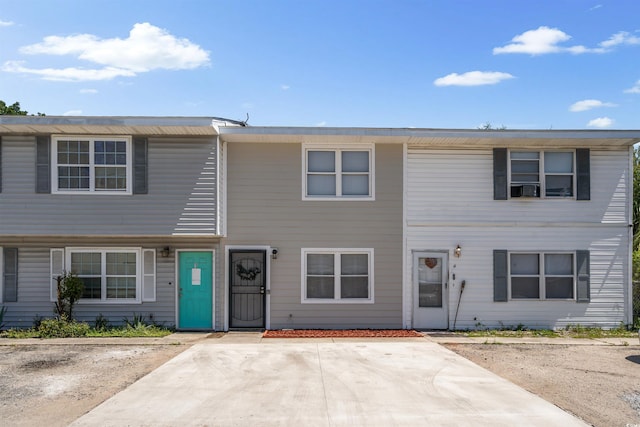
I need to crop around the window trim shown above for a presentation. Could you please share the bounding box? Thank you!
[66,247,142,304]
[302,144,375,201]
[508,251,576,301]
[301,248,374,304]
[51,135,133,195]
[508,149,576,199]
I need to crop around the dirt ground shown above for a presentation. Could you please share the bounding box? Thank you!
[1,337,640,426]
[445,343,640,427]
[0,343,190,427]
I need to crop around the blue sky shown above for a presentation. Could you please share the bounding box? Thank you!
[1,0,639,129]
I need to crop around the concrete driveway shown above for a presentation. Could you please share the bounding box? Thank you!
[71,333,587,427]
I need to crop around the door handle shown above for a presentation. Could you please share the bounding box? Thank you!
[260,286,265,294]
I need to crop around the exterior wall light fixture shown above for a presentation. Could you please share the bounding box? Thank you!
[454,245,462,258]
[161,246,171,258]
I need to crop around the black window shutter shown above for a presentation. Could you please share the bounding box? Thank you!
[3,248,18,302]
[493,250,508,302]
[36,136,51,193]
[576,250,590,302]
[576,149,590,200]
[133,137,148,194]
[493,148,508,200]
[0,136,3,193]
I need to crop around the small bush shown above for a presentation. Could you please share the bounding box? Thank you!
[0,306,6,330]
[37,318,90,338]
[94,313,110,331]
[32,314,43,329]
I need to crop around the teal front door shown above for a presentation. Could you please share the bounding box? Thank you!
[178,251,213,329]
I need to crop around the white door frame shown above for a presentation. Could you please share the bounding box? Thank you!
[411,250,449,330]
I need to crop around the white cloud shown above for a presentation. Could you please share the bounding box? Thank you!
[493,26,640,55]
[624,80,640,93]
[0,20,14,27]
[63,110,83,116]
[587,117,614,128]
[598,31,640,48]
[79,88,98,94]
[280,84,290,90]
[588,4,602,11]
[434,71,514,87]
[315,121,327,127]
[1,60,136,81]
[3,22,210,82]
[569,99,617,112]
[493,27,581,55]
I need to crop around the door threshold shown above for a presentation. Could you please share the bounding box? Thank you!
[228,328,265,332]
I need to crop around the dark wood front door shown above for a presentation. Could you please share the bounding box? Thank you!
[229,250,266,328]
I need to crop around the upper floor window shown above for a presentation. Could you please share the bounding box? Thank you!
[303,145,374,200]
[52,136,132,194]
[510,151,574,198]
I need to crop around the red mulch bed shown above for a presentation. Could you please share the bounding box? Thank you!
[262,329,424,338]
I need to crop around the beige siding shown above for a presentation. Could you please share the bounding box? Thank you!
[0,136,219,236]
[223,142,403,329]
[405,147,631,329]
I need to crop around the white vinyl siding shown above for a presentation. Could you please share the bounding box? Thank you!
[302,144,374,200]
[301,248,374,303]
[52,136,132,195]
[405,147,631,329]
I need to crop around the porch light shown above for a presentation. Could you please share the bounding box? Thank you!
[454,245,462,258]
[161,246,171,258]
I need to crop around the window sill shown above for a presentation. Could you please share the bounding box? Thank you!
[303,196,375,202]
[301,299,374,304]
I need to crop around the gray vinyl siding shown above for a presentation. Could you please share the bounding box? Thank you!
[223,142,403,329]
[0,239,220,329]
[406,147,631,329]
[0,135,219,236]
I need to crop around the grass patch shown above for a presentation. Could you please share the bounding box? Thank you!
[458,324,638,339]
[1,322,172,339]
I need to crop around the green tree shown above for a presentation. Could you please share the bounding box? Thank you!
[54,272,84,321]
[0,100,45,116]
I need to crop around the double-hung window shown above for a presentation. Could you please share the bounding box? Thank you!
[303,145,374,200]
[510,252,574,300]
[510,151,574,198]
[52,136,132,194]
[302,249,374,303]
[68,248,140,302]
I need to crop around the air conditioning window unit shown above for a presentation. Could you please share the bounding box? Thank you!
[511,184,540,198]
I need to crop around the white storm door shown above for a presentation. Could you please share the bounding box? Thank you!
[412,252,449,329]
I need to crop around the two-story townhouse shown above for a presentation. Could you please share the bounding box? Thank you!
[0,116,241,329]
[218,127,404,330]
[218,126,639,330]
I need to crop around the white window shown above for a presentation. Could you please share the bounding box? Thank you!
[510,151,574,198]
[67,248,141,303]
[301,248,374,303]
[303,145,374,200]
[52,136,132,194]
[510,252,575,300]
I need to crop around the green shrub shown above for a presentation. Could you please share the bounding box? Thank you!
[94,313,110,331]
[54,272,84,321]
[37,318,90,338]
[0,306,6,330]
